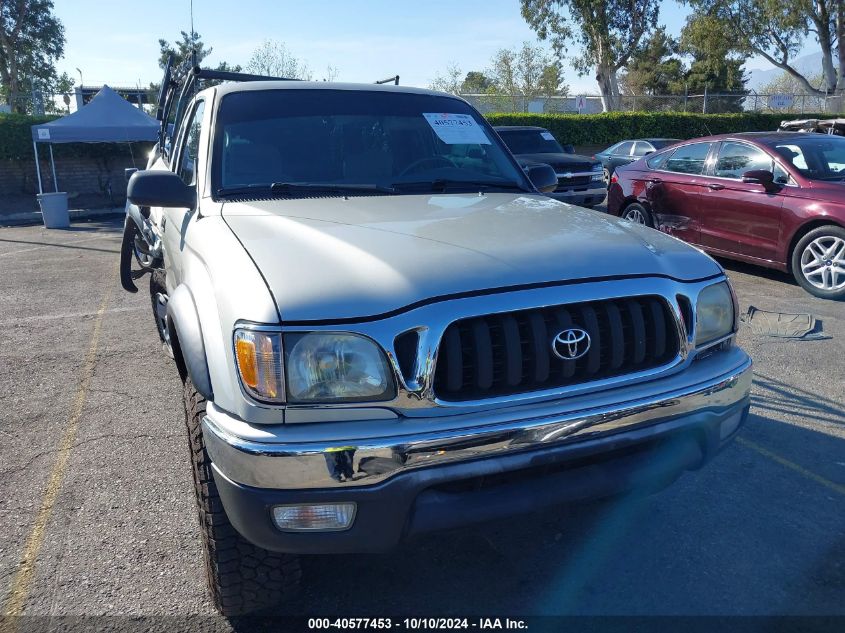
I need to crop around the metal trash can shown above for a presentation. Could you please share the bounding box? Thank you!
[37,192,70,229]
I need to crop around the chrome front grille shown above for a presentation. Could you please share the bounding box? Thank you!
[433,296,680,401]
[556,175,592,189]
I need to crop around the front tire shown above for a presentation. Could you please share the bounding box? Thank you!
[183,378,301,616]
[149,270,173,358]
[621,202,653,227]
[791,225,845,300]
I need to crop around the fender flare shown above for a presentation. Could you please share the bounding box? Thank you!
[119,215,139,293]
[167,284,214,400]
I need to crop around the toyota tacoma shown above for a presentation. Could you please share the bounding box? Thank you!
[119,64,752,616]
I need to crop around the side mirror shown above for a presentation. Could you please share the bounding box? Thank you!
[524,162,558,193]
[127,170,195,209]
[741,169,776,190]
[562,144,575,154]
[644,150,654,156]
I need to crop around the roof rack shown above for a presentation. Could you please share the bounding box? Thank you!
[156,53,298,161]
[156,54,401,162]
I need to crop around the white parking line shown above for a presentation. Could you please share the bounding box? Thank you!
[0,305,145,327]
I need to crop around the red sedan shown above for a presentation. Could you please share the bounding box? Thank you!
[607,132,845,300]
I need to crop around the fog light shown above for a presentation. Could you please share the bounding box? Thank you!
[719,411,743,440]
[272,503,356,532]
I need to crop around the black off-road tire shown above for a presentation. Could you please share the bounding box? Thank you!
[149,269,174,358]
[183,378,301,616]
[620,202,654,228]
[790,225,845,301]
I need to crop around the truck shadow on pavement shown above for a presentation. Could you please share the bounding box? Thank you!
[251,411,844,619]
[0,236,120,255]
[716,257,799,287]
[751,371,845,428]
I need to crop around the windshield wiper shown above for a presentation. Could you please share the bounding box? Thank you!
[216,184,274,198]
[270,182,396,196]
[391,178,532,193]
[216,183,396,198]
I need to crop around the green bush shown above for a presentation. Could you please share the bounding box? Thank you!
[1,110,829,162]
[484,111,830,147]
[0,113,154,162]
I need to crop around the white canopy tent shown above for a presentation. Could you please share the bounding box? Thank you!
[30,85,158,193]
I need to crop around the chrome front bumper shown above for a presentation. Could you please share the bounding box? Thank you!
[203,349,752,491]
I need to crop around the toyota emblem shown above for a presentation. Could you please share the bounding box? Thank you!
[552,328,591,360]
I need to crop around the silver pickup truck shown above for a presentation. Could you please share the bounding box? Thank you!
[120,66,751,616]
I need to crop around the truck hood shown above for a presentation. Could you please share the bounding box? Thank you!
[222,193,721,322]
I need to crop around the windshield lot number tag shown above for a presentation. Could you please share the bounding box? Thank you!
[423,113,491,145]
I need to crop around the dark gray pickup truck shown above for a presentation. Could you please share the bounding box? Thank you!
[495,125,607,207]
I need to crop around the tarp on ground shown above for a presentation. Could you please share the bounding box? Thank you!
[30,85,158,144]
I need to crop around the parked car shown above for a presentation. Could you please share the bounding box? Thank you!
[120,68,752,616]
[608,131,845,300]
[778,118,845,136]
[494,125,606,207]
[595,138,679,184]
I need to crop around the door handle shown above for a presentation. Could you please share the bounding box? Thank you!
[707,183,725,190]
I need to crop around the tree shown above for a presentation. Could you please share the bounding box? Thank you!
[679,14,748,111]
[761,69,825,94]
[461,71,493,93]
[152,31,241,95]
[539,63,569,96]
[158,30,213,71]
[429,62,463,94]
[246,39,313,80]
[619,28,685,95]
[322,65,339,82]
[488,42,558,110]
[760,69,826,112]
[0,0,65,113]
[682,0,837,97]
[520,0,660,111]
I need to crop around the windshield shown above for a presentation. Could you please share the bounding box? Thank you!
[651,139,679,150]
[212,89,529,195]
[496,129,566,155]
[765,135,845,181]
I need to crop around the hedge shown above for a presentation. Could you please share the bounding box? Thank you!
[0,113,154,162]
[0,110,832,162]
[484,111,830,147]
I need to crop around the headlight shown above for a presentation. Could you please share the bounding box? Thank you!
[591,163,602,172]
[695,282,735,347]
[234,328,284,402]
[285,333,395,403]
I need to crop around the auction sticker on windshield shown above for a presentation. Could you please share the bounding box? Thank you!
[541,131,555,141]
[423,113,491,145]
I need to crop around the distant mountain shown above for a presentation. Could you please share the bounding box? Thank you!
[746,52,823,91]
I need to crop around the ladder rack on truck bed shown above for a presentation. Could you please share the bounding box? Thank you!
[155,54,401,164]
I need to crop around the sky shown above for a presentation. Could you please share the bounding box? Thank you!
[53,0,807,94]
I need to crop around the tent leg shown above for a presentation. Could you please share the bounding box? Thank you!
[33,142,43,195]
[49,144,58,192]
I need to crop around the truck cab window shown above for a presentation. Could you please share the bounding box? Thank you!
[178,101,206,186]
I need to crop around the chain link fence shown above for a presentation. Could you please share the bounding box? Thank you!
[461,92,839,115]
[3,87,838,117]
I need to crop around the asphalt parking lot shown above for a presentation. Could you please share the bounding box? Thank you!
[0,217,843,626]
